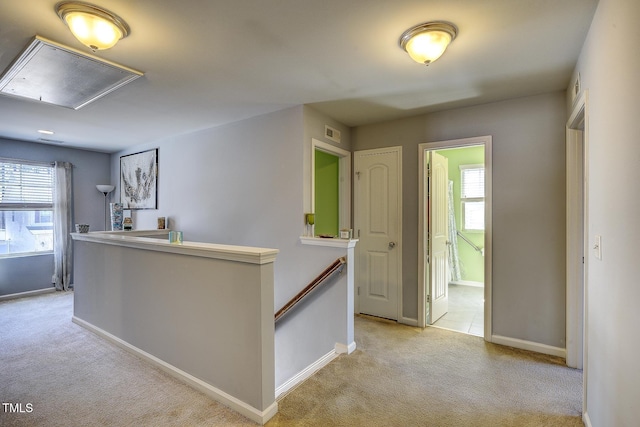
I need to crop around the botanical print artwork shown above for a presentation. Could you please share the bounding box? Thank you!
[120,149,157,209]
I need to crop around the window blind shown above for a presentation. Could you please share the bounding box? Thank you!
[461,166,485,199]
[0,159,54,209]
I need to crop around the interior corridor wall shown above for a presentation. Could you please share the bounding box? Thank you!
[352,92,567,349]
[109,106,354,388]
[570,0,640,424]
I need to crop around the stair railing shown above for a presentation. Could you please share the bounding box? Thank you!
[275,256,346,323]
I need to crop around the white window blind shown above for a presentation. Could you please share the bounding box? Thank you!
[461,166,485,198]
[460,165,485,231]
[0,159,54,210]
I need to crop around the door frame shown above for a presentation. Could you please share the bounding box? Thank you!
[353,146,403,320]
[566,89,588,416]
[418,136,493,339]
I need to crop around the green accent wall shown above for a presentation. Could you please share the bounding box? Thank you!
[314,150,339,236]
[437,146,485,283]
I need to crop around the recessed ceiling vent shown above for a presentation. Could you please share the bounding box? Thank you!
[0,35,143,110]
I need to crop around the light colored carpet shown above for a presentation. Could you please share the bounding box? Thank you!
[269,315,583,426]
[0,291,254,427]
[0,292,583,426]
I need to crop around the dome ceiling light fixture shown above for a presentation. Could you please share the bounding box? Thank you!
[55,1,130,51]
[399,21,458,66]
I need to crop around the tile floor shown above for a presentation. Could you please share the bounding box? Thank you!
[432,284,484,337]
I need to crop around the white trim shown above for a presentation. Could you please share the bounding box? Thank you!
[583,412,593,427]
[71,231,278,265]
[310,138,352,233]
[73,316,277,425]
[0,287,56,301]
[449,280,484,288]
[566,89,589,418]
[400,317,418,327]
[335,341,356,354]
[275,349,339,399]
[417,136,492,342]
[491,335,566,359]
[299,236,358,248]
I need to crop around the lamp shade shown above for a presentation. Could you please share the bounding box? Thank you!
[56,2,130,51]
[399,21,458,66]
[96,184,115,194]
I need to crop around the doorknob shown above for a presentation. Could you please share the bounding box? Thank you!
[388,242,397,249]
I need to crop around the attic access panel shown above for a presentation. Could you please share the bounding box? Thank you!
[0,35,143,110]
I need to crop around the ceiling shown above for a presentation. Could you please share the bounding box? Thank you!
[0,0,597,153]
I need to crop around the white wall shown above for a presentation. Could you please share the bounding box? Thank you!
[572,0,640,425]
[353,92,567,349]
[0,139,110,295]
[109,106,354,388]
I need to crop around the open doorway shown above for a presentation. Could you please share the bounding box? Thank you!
[418,136,492,339]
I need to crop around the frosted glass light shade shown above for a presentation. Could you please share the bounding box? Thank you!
[65,12,122,50]
[404,31,452,64]
[399,21,458,66]
[96,184,115,194]
[56,2,130,51]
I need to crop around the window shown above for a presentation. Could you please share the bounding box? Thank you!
[0,158,54,255]
[460,164,485,231]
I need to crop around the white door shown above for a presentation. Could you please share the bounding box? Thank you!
[354,147,402,320]
[428,151,449,324]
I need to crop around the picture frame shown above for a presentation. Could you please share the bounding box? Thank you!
[120,148,158,209]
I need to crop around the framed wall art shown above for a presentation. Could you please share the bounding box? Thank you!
[120,148,158,209]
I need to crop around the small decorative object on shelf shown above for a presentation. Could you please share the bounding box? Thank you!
[340,229,352,239]
[75,224,90,233]
[305,213,315,237]
[110,203,123,231]
[169,231,183,244]
[123,209,133,230]
[157,216,166,229]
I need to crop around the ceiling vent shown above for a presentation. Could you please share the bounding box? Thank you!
[0,35,143,110]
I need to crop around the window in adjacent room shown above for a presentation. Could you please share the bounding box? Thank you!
[0,158,54,255]
[460,164,485,231]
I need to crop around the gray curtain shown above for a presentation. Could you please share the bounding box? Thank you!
[53,161,73,291]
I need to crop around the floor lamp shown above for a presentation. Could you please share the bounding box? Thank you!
[96,185,115,230]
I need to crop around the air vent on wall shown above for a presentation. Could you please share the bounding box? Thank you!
[0,35,143,109]
[325,125,341,143]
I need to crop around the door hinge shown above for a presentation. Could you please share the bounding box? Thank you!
[426,295,430,303]
[357,286,360,296]
[355,171,361,180]
[357,229,361,238]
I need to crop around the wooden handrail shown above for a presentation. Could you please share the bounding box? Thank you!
[275,256,346,323]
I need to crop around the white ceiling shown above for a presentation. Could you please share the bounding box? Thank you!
[0,0,597,153]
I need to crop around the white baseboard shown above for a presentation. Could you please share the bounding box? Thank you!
[450,280,484,288]
[276,348,339,399]
[335,341,356,354]
[72,316,277,425]
[400,317,418,327]
[583,411,592,427]
[0,287,56,301]
[491,334,566,358]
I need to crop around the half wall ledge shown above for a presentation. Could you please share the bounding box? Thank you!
[71,230,278,424]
